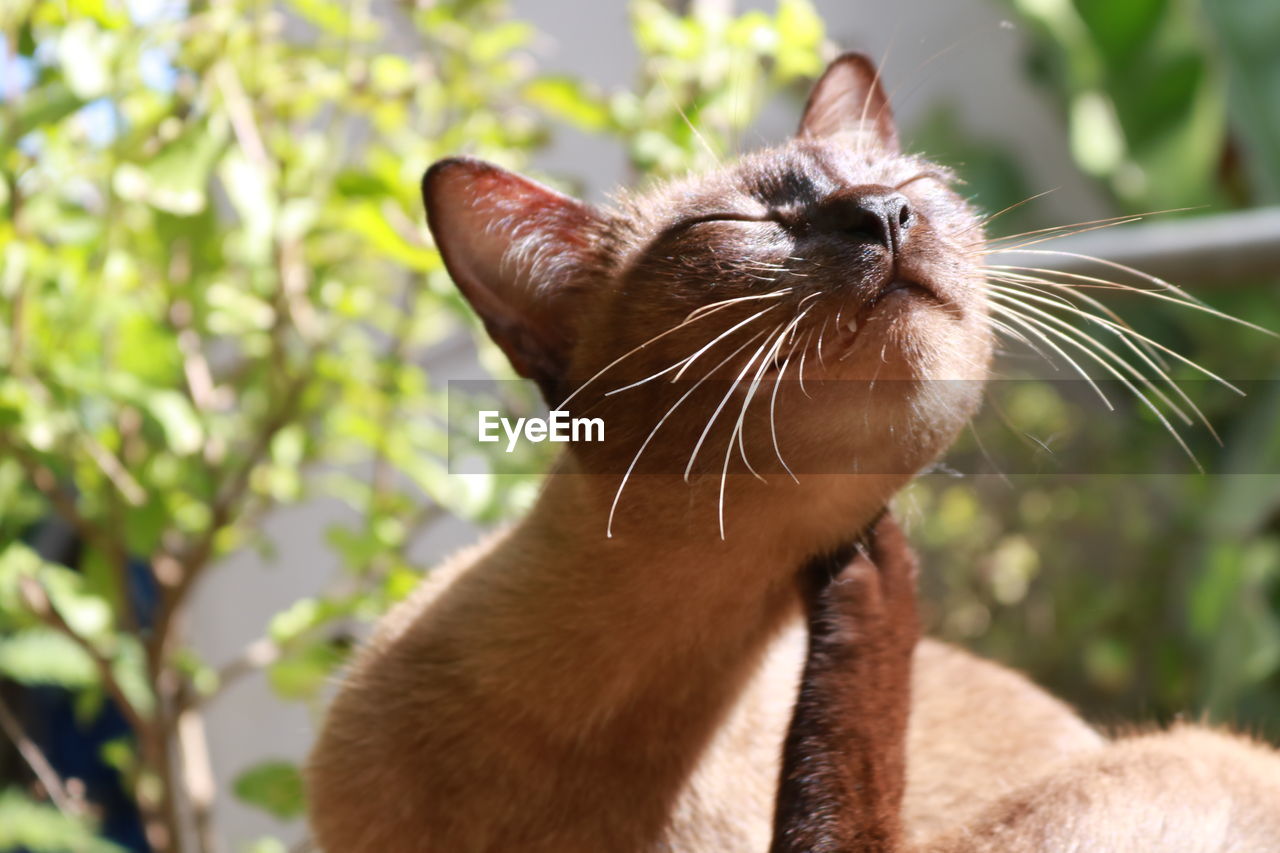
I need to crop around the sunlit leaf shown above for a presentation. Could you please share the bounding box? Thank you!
[232,761,306,820]
[525,77,612,132]
[0,789,124,853]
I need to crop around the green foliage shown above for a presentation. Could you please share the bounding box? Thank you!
[231,761,305,821]
[1004,0,1228,212]
[0,0,552,846]
[0,788,124,853]
[1203,0,1280,202]
[525,0,826,179]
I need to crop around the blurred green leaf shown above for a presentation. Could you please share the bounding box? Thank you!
[232,761,306,820]
[0,627,96,688]
[0,788,123,853]
[267,641,345,700]
[525,77,612,132]
[5,82,83,144]
[1204,0,1280,201]
[114,118,229,215]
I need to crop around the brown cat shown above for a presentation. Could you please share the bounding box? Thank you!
[771,514,1280,853]
[307,54,1102,851]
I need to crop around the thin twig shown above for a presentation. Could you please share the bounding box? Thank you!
[3,437,137,637]
[149,376,308,670]
[0,693,82,817]
[18,577,149,737]
[177,702,220,853]
[3,438,126,567]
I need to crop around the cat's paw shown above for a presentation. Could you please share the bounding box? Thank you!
[803,512,919,663]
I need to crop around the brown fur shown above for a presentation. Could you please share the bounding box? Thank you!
[772,513,918,853]
[308,515,1100,851]
[772,516,1280,852]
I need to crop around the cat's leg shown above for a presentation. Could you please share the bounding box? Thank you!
[921,724,1280,853]
[903,639,1104,843]
[770,512,919,853]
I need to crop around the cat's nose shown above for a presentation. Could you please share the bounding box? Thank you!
[825,188,914,253]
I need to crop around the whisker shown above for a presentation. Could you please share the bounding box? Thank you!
[987,280,1244,395]
[655,69,721,166]
[993,255,1278,338]
[855,43,895,158]
[671,304,782,383]
[558,290,785,411]
[988,278,1219,438]
[797,328,815,398]
[731,309,811,483]
[989,290,1195,427]
[966,418,1010,486]
[683,287,793,323]
[952,188,1058,241]
[987,268,1170,369]
[991,301,1202,469]
[769,346,800,484]
[973,216,1146,255]
[975,210,1169,249]
[720,323,799,536]
[606,304,780,396]
[988,304,1114,410]
[605,329,769,538]
[988,315,1058,366]
[684,328,779,484]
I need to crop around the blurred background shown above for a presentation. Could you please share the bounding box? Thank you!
[1,0,1278,849]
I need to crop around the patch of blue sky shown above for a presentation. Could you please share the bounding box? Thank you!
[127,0,189,25]
[139,46,178,92]
[0,41,37,101]
[78,98,123,147]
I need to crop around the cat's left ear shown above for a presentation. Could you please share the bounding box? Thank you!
[422,158,604,402]
[798,52,899,152]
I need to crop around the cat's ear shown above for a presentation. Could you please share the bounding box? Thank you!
[798,52,899,152]
[422,158,603,400]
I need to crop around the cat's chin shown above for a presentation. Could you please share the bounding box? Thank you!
[815,288,986,385]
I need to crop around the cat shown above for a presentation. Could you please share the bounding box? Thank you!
[307,53,1102,852]
[771,512,1280,853]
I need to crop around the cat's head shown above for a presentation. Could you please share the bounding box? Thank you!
[424,54,992,535]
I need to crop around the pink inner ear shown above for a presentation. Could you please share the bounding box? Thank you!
[427,159,595,299]
[798,52,899,152]
[422,157,600,389]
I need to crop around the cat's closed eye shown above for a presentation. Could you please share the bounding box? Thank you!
[676,212,778,229]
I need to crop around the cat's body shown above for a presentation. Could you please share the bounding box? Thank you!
[309,520,1102,852]
[772,515,1280,853]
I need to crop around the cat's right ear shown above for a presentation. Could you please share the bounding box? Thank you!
[798,52,898,152]
[422,158,603,400]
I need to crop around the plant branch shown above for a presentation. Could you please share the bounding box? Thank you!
[3,438,128,568]
[3,437,138,640]
[149,375,309,670]
[18,577,149,738]
[176,701,219,853]
[189,498,442,712]
[0,692,82,817]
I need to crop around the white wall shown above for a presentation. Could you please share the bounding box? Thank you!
[191,1,1104,847]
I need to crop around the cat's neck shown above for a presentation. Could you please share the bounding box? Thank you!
[443,457,892,729]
